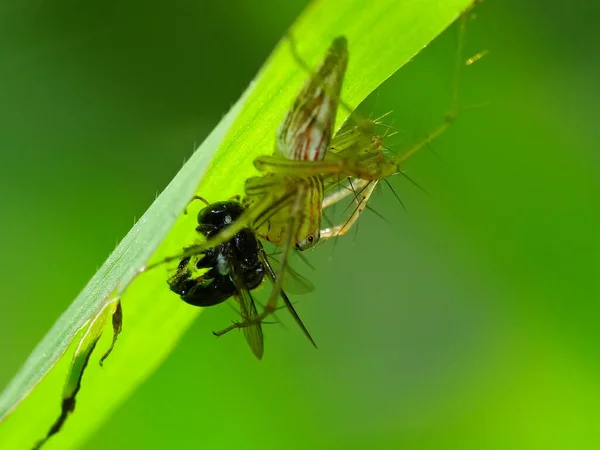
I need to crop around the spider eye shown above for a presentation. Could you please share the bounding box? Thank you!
[307,235,314,243]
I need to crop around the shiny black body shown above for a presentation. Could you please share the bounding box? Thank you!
[168,201,265,307]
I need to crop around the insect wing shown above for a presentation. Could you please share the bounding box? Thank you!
[229,260,264,360]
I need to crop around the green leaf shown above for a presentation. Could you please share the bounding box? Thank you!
[0,0,474,448]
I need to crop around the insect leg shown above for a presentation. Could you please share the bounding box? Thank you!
[183,195,210,214]
[226,296,295,326]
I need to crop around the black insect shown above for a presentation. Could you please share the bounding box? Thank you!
[168,200,315,359]
[169,201,265,307]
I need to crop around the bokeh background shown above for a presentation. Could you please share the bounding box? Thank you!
[1,1,598,449]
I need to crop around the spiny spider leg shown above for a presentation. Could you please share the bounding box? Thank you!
[319,181,378,240]
[259,249,317,348]
[312,6,480,242]
[140,192,292,272]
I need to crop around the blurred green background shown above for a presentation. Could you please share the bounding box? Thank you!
[1,1,598,449]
